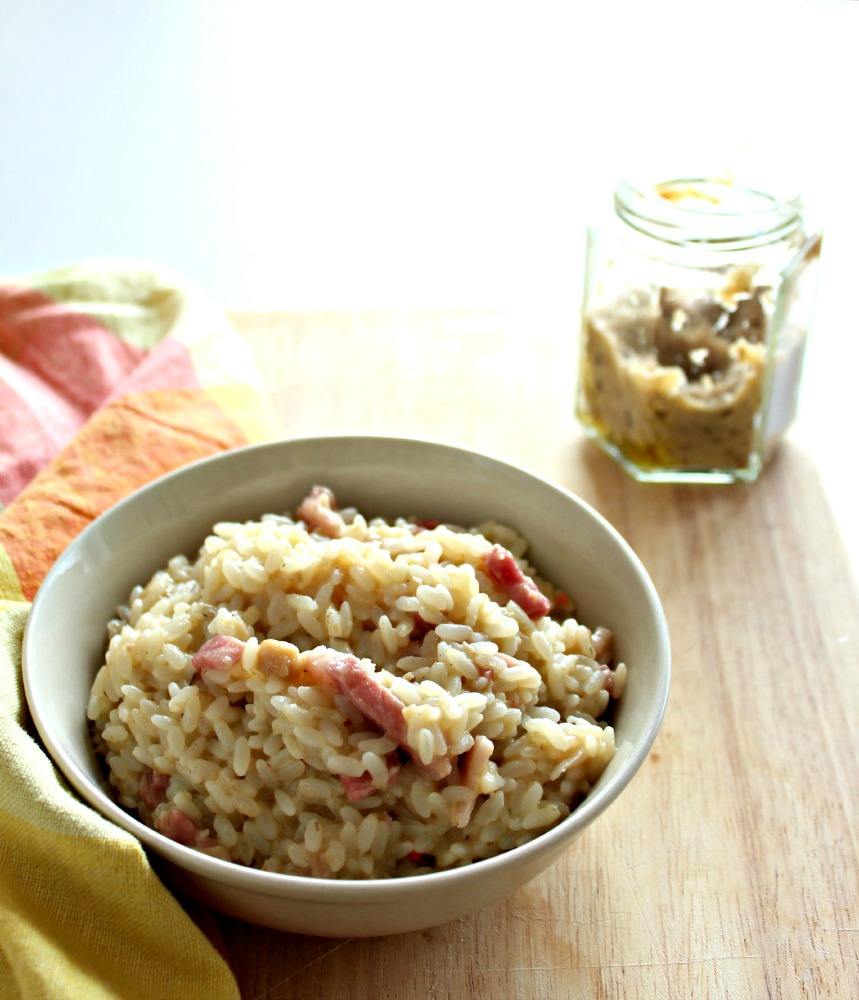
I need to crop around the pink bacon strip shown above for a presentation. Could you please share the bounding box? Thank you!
[481,544,552,619]
[155,807,200,847]
[339,756,402,803]
[296,485,345,538]
[191,634,246,675]
[307,648,452,780]
[459,734,494,792]
[139,767,170,811]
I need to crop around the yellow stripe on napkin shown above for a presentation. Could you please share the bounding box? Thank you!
[0,711,239,1000]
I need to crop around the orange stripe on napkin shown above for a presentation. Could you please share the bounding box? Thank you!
[0,386,251,602]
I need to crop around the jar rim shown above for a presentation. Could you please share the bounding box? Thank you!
[615,176,804,250]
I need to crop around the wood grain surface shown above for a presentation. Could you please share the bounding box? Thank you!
[203,311,858,1000]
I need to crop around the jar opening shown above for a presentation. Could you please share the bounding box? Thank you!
[615,177,803,251]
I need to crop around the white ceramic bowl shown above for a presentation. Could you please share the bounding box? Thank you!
[23,435,670,937]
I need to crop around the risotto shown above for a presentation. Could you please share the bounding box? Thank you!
[87,486,626,879]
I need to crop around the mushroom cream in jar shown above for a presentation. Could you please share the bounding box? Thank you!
[576,177,821,483]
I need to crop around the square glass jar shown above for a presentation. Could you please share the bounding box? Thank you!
[576,177,822,483]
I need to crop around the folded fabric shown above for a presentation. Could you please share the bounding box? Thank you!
[0,260,280,1000]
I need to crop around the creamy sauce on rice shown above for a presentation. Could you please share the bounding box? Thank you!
[87,487,625,879]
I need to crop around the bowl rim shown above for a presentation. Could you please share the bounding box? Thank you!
[23,433,671,897]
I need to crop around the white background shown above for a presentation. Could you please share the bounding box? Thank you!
[1,0,854,309]
[1,0,856,561]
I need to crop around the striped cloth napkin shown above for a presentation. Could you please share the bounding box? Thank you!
[0,260,279,1000]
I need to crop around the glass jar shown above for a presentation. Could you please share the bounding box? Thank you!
[575,175,822,483]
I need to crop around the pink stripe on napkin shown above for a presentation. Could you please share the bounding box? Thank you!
[0,286,147,504]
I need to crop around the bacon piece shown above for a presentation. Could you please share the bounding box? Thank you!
[155,807,199,847]
[191,635,246,675]
[481,545,552,619]
[459,734,494,792]
[296,485,344,538]
[307,648,452,780]
[554,591,573,612]
[410,519,441,532]
[591,626,614,665]
[338,757,401,802]
[139,768,170,811]
[339,772,378,803]
[600,666,616,696]
[448,735,495,828]
[316,651,409,743]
